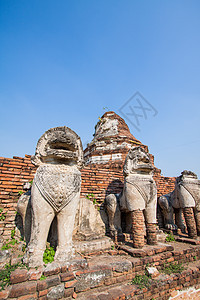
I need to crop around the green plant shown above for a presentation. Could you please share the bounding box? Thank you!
[29,180,33,185]
[39,275,47,281]
[18,191,24,196]
[0,264,19,290]
[11,229,15,239]
[86,193,97,205]
[10,239,18,246]
[111,245,115,250]
[1,228,19,251]
[1,239,19,251]
[162,262,184,275]
[0,208,7,221]
[1,244,11,250]
[131,274,151,289]
[0,262,29,291]
[86,193,94,199]
[43,246,55,264]
[194,256,197,261]
[165,232,175,242]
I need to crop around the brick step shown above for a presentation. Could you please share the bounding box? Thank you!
[175,236,200,245]
[77,265,200,300]
[118,242,174,257]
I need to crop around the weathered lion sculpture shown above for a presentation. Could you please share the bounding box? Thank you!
[159,170,200,239]
[158,191,185,233]
[23,126,83,267]
[105,146,157,248]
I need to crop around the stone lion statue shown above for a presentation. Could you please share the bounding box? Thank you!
[105,146,157,248]
[158,191,185,233]
[24,126,83,267]
[159,170,200,239]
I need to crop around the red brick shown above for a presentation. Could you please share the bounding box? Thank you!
[122,284,137,297]
[115,274,127,283]
[28,268,43,281]
[104,277,117,286]
[38,289,48,297]
[98,292,113,300]
[3,164,22,169]
[60,265,68,273]
[170,290,178,297]
[84,295,98,300]
[0,287,10,300]
[64,287,74,298]
[65,280,77,288]
[43,266,60,277]
[167,257,174,263]
[18,293,38,300]
[9,281,37,298]
[108,287,125,300]
[10,268,28,284]
[60,271,75,282]
[72,292,77,298]
[37,280,48,291]
[41,275,60,289]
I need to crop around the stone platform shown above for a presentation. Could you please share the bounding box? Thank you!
[118,242,174,258]
[1,241,200,299]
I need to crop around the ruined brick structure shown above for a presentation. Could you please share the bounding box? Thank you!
[1,242,200,299]
[0,112,175,240]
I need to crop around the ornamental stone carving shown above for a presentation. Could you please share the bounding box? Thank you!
[24,126,83,267]
[174,170,200,239]
[158,191,185,233]
[106,146,157,248]
[158,170,200,239]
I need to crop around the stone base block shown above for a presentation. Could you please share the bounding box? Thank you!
[74,237,113,254]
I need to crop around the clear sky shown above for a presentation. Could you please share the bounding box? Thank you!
[0,0,200,178]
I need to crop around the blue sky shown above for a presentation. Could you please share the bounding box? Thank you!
[0,0,200,177]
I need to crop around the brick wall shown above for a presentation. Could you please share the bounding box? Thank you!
[154,168,176,197]
[0,155,175,240]
[0,156,36,240]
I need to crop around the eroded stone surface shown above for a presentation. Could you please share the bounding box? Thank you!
[146,266,160,278]
[17,193,107,251]
[47,283,64,299]
[75,268,112,292]
[74,237,113,254]
[17,187,32,243]
[74,197,105,239]
[106,146,157,248]
[0,249,11,268]
[24,126,83,267]
[84,111,144,165]
[159,170,200,238]
[174,170,200,209]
